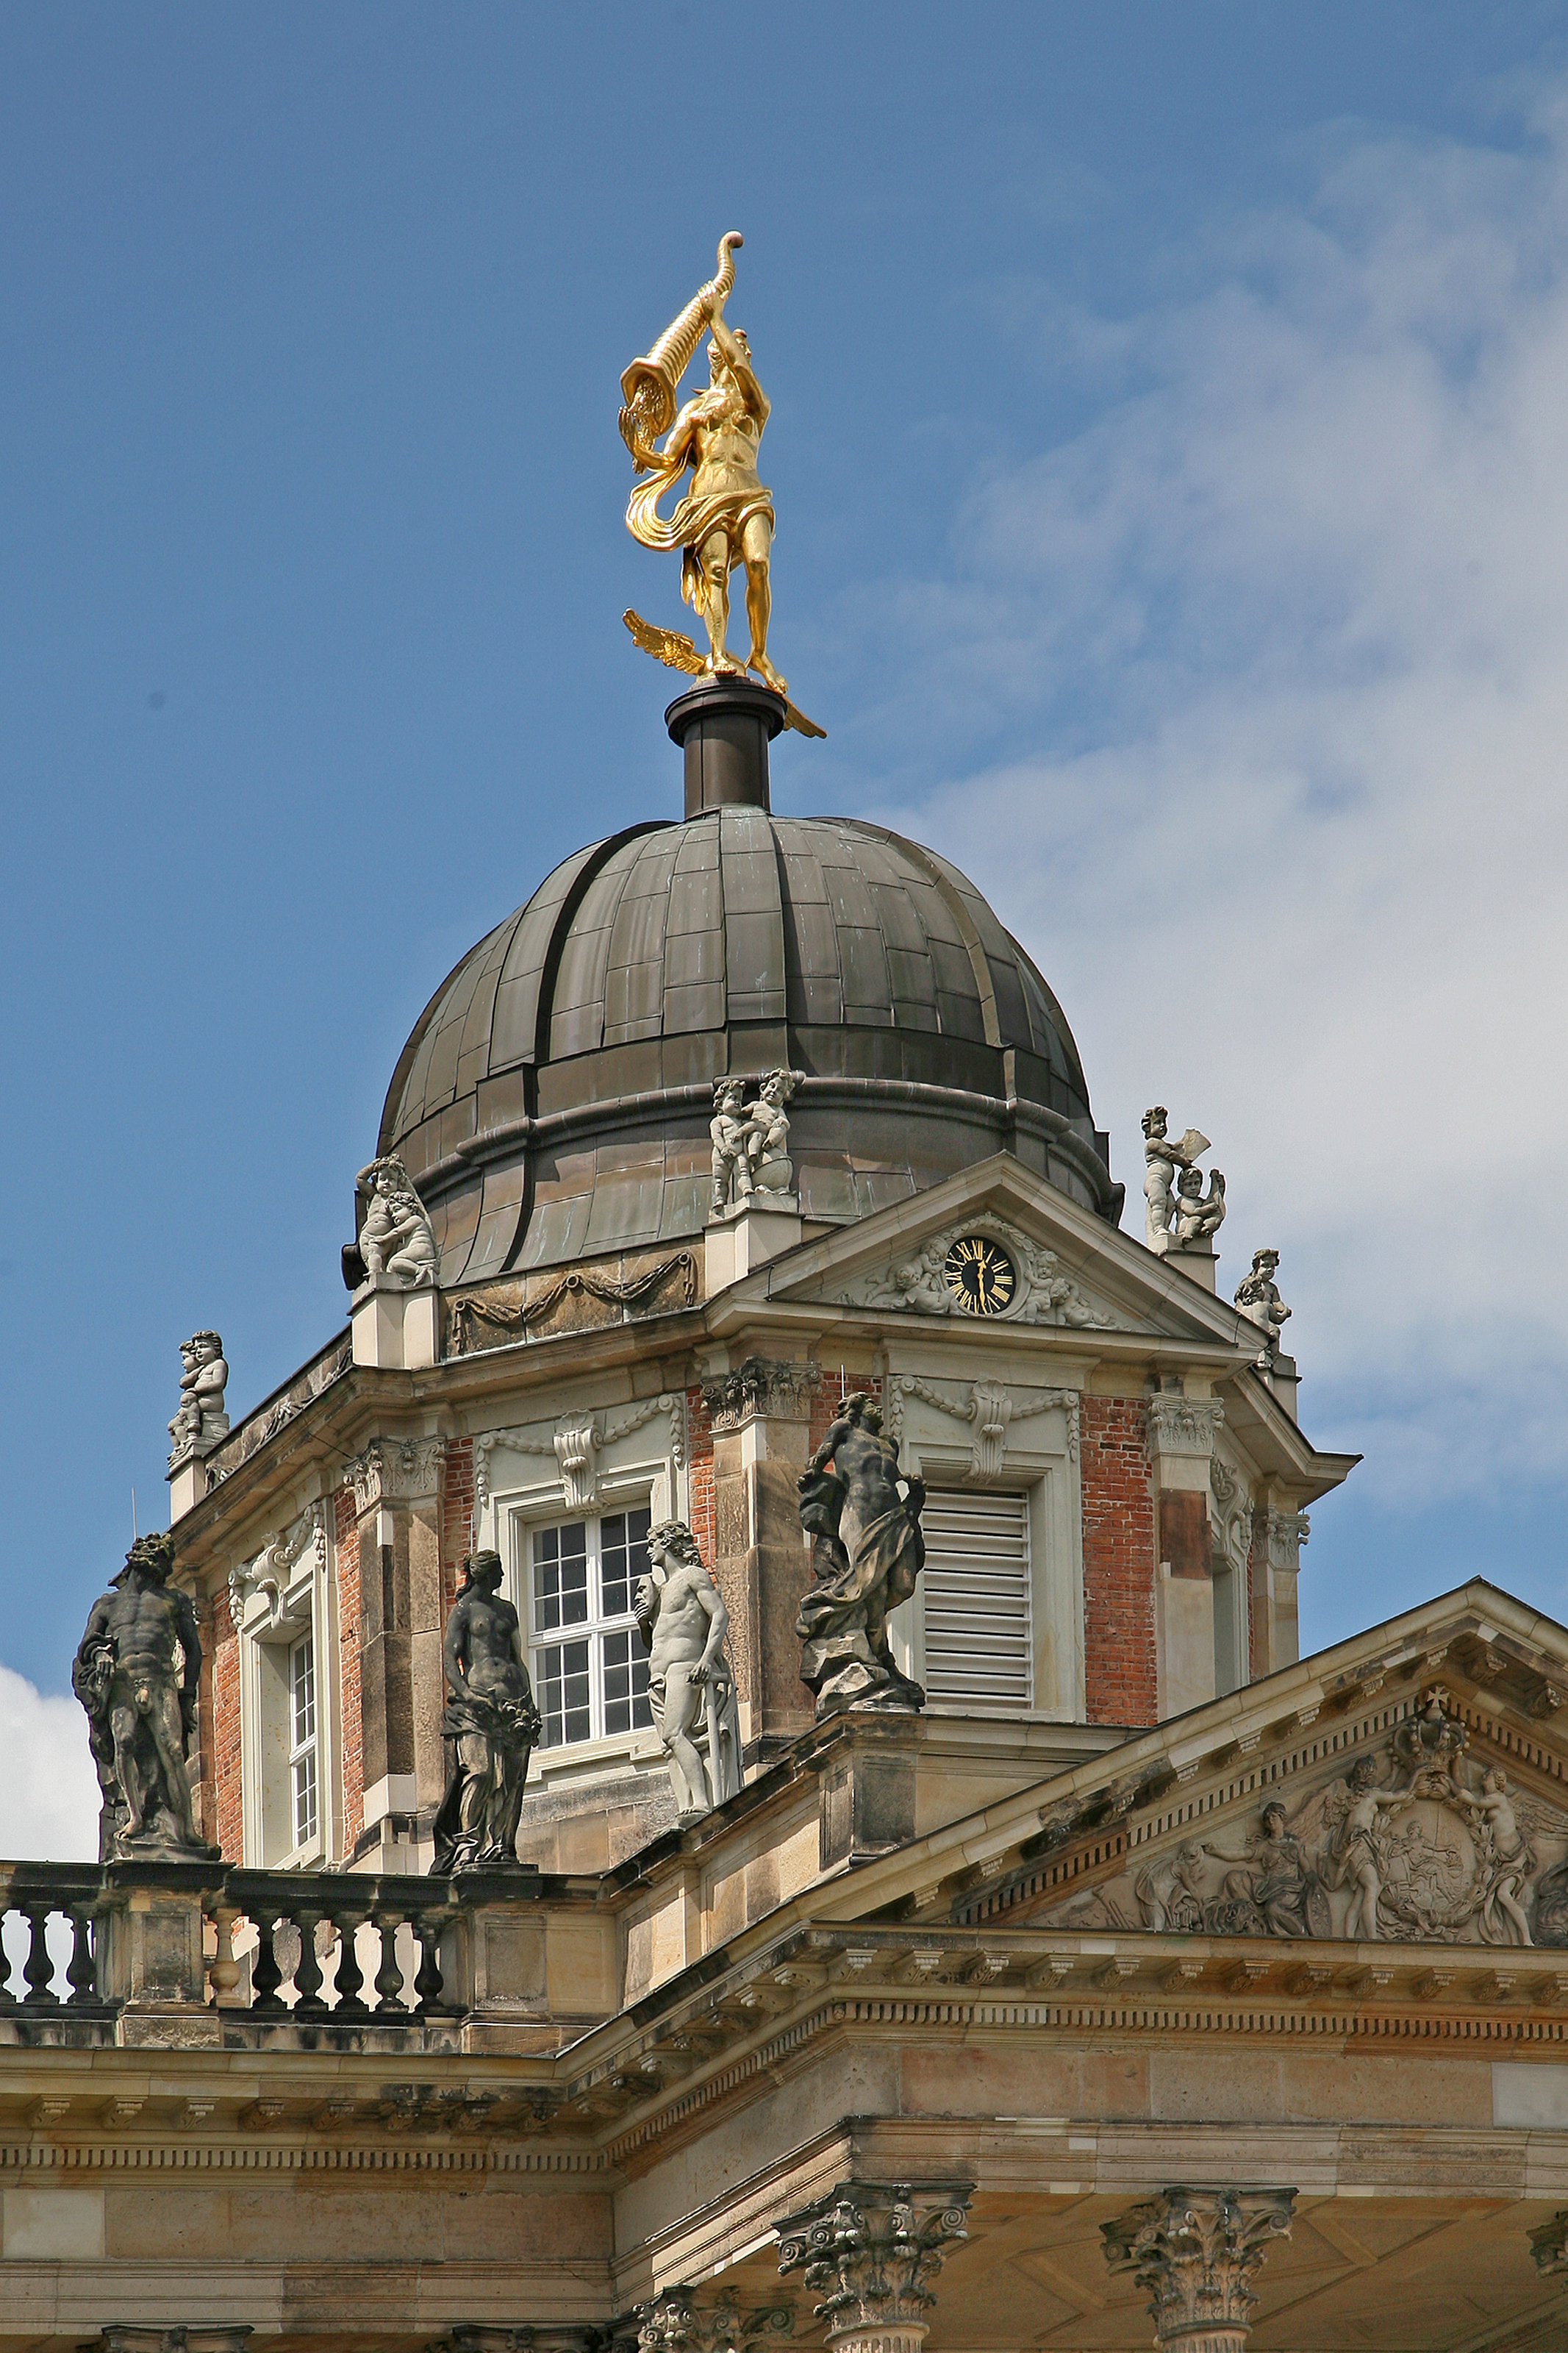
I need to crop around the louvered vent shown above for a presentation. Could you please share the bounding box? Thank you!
[920,1490,1032,1707]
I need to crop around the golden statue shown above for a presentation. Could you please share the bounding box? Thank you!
[620,234,823,738]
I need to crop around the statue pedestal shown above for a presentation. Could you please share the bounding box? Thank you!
[1164,1242,1217,1291]
[1264,1350,1299,1421]
[167,1438,221,1523]
[351,1277,440,1370]
[704,1193,801,1290]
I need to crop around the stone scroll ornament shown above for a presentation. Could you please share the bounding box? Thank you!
[634,1521,742,1821]
[431,1552,543,1874]
[796,1391,927,1718]
[1142,1107,1225,1258]
[73,1532,218,1862]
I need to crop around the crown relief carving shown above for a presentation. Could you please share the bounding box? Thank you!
[472,1393,686,1511]
[1037,1687,1568,1951]
[825,1215,1114,1329]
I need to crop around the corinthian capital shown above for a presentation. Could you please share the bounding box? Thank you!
[1531,2210,1568,2282]
[777,2179,973,2353]
[634,2290,792,2353]
[1101,2187,1295,2353]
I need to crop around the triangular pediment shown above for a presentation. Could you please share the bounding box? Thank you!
[806,1581,1568,1960]
[739,1154,1245,1347]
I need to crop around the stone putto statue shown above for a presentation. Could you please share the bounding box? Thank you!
[167,1329,229,1463]
[355,1154,440,1288]
[73,1532,213,1860]
[1173,1163,1226,1250]
[710,1069,803,1213]
[797,1391,927,1718]
[431,1551,543,1873]
[634,1521,742,1821]
[710,1078,753,1213]
[1235,1248,1291,1362]
[1142,1107,1222,1257]
[745,1066,799,1193]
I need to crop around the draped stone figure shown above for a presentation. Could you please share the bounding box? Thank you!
[74,1532,213,1860]
[431,1552,542,1872]
[796,1392,926,1718]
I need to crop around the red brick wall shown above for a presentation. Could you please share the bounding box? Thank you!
[334,1484,363,1854]
[1081,1395,1158,1727]
[210,1587,243,1861]
[440,1437,474,1618]
[686,1385,715,1565]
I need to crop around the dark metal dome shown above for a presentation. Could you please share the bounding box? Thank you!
[379,802,1120,1288]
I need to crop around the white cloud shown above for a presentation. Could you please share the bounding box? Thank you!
[851,97,1568,1504]
[0,1663,101,1862]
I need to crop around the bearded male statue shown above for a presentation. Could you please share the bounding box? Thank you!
[74,1532,215,1860]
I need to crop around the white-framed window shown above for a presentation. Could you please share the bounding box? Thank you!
[288,1630,318,1849]
[915,1489,1034,1708]
[526,1506,654,1749]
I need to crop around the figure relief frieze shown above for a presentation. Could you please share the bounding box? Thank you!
[1042,1686,1568,1949]
[830,1215,1113,1330]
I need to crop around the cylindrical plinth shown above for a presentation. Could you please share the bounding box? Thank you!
[666,675,786,816]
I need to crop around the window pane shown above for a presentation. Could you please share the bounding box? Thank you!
[601,1627,652,1735]
[533,1522,587,1635]
[599,1506,651,1621]
[291,1635,315,1750]
[536,1638,591,1747]
[293,1746,318,1847]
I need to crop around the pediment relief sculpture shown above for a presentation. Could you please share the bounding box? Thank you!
[826,1215,1114,1330]
[1037,1688,1568,1948]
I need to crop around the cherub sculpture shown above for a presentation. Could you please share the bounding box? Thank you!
[1173,1163,1227,1250]
[1141,1107,1219,1257]
[710,1079,753,1213]
[1235,1248,1291,1363]
[744,1067,800,1194]
[167,1329,229,1462]
[356,1155,439,1288]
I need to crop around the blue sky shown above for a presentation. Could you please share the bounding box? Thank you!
[2,6,1567,1844]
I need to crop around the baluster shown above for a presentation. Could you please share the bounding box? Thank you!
[209,1904,242,2005]
[329,1907,368,2018]
[293,1904,326,2017]
[412,1911,445,2014]
[23,1906,57,2005]
[251,1914,285,2014]
[0,1910,17,2007]
[372,1913,405,2015]
[66,1907,97,2005]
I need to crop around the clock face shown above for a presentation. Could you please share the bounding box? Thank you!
[943,1235,1017,1316]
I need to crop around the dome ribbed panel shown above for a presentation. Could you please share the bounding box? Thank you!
[486,840,607,1076]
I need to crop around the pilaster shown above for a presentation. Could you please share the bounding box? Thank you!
[1148,1393,1225,1718]
[701,1357,818,1754]
[1101,2187,1295,2353]
[344,1437,447,1863]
